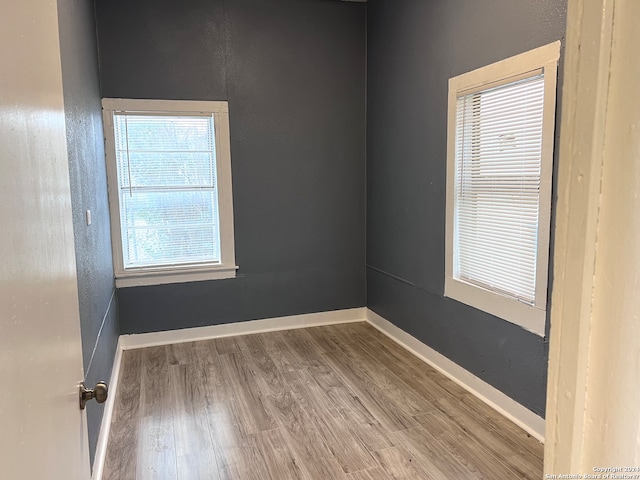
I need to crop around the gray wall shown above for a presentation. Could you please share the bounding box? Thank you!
[94,0,367,334]
[57,0,119,466]
[91,0,562,417]
[366,0,567,416]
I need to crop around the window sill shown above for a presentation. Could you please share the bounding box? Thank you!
[445,277,546,337]
[115,265,238,288]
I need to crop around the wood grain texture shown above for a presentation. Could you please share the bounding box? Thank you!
[338,338,436,416]
[284,368,374,473]
[372,445,437,480]
[213,336,241,355]
[347,467,392,480]
[217,351,277,435]
[252,428,308,480]
[457,393,544,461]
[102,322,543,479]
[415,411,524,479]
[394,427,482,480]
[103,349,142,480]
[322,349,419,432]
[137,346,177,480]
[170,363,220,479]
[435,395,543,477]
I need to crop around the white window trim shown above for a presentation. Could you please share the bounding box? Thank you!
[102,98,237,288]
[444,42,560,336]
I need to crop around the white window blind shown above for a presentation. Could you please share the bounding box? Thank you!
[453,74,545,304]
[113,113,221,269]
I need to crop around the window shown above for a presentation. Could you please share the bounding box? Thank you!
[445,42,560,336]
[102,99,237,287]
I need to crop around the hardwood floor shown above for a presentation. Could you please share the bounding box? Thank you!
[102,322,543,479]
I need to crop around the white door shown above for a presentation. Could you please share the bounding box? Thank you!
[0,0,91,478]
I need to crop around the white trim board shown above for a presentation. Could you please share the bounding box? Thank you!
[93,306,544,478]
[91,337,124,480]
[118,306,545,440]
[365,309,545,442]
[119,307,367,350]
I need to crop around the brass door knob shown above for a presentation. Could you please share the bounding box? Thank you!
[79,381,108,410]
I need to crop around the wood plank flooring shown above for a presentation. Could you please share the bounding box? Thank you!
[103,322,543,479]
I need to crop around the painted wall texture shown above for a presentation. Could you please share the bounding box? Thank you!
[92,0,566,417]
[57,0,119,465]
[94,0,367,334]
[366,0,567,416]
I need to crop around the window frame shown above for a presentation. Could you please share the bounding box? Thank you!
[444,42,560,336]
[102,98,237,288]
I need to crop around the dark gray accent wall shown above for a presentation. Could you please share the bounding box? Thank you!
[94,0,366,334]
[366,0,567,416]
[57,0,119,466]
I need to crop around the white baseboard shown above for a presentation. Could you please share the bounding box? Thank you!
[365,309,546,443]
[119,307,367,350]
[93,305,543,478]
[92,337,124,480]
